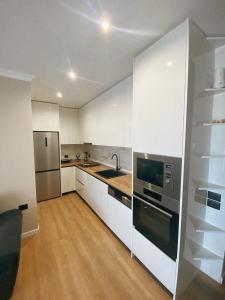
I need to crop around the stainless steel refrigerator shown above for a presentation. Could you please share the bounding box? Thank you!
[33,132,61,202]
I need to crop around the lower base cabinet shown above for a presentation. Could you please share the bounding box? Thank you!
[86,175,109,224]
[74,167,132,250]
[72,167,176,292]
[132,228,176,294]
[108,194,132,249]
[61,167,76,194]
[75,168,87,200]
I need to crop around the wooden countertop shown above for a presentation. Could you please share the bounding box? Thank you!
[61,160,132,197]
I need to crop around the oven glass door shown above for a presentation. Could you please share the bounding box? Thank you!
[133,194,178,260]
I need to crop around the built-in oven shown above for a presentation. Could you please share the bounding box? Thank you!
[133,193,179,260]
[133,152,182,260]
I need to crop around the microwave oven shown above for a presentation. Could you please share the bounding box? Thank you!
[133,152,182,213]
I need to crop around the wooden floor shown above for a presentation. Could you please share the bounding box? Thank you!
[12,193,171,300]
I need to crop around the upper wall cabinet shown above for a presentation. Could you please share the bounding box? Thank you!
[79,76,132,148]
[133,21,188,157]
[32,101,59,132]
[59,107,80,144]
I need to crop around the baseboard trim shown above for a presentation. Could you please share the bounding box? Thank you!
[22,225,39,239]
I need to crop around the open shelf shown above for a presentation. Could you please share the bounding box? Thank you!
[206,37,225,50]
[195,120,225,126]
[193,153,225,159]
[189,215,225,233]
[204,88,225,96]
[188,239,223,261]
[193,179,225,191]
[202,121,225,126]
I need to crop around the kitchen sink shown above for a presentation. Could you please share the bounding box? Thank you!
[78,161,100,168]
[95,169,125,179]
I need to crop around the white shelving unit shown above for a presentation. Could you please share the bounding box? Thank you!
[188,239,223,261]
[189,215,225,233]
[187,37,225,283]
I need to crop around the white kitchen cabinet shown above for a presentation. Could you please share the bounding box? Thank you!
[61,167,76,194]
[59,107,80,144]
[108,194,132,249]
[78,76,132,147]
[32,101,59,131]
[74,167,132,250]
[133,21,188,157]
[86,174,109,224]
[75,168,88,200]
[132,228,176,293]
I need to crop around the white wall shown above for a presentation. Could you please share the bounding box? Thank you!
[32,100,59,131]
[0,76,38,233]
[79,76,132,148]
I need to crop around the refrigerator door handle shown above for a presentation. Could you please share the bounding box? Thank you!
[45,137,48,147]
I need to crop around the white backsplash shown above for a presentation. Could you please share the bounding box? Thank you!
[61,144,132,173]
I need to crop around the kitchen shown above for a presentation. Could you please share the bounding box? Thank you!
[0,1,225,300]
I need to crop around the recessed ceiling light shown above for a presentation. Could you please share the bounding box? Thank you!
[167,61,173,67]
[68,71,77,80]
[56,92,63,98]
[101,17,110,33]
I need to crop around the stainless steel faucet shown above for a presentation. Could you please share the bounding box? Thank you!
[84,151,89,162]
[111,153,120,171]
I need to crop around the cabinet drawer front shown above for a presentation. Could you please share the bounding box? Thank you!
[76,168,87,185]
[132,228,176,293]
[86,174,108,220]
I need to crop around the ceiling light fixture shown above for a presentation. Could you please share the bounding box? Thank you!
[56,92,63,98]
[167,61,173,67]
[101,17,110,33]
[68,71,77,80]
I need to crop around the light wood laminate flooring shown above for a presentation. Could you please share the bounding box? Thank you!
[12,193,171,300]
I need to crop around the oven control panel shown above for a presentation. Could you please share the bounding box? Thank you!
[164,163,174,191]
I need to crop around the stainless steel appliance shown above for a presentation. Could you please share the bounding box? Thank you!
[108,186,131,209]
[133,152,182,260]
[33,131,61,202]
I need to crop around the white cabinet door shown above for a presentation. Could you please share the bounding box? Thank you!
[132,228,176,293]
[108,194,132,249]
[59,107,80,144]
[133,21,188,157]
[78,76,132,147]
[61,167,76,194]
[32,101,59,131]
[86,174,108,223]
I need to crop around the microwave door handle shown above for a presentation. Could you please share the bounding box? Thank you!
[134,195,173,218]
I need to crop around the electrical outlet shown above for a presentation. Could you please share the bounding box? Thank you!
[18,204,28,211]
[207,191,221,210]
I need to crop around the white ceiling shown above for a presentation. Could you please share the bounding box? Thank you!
[0,0,225,108]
